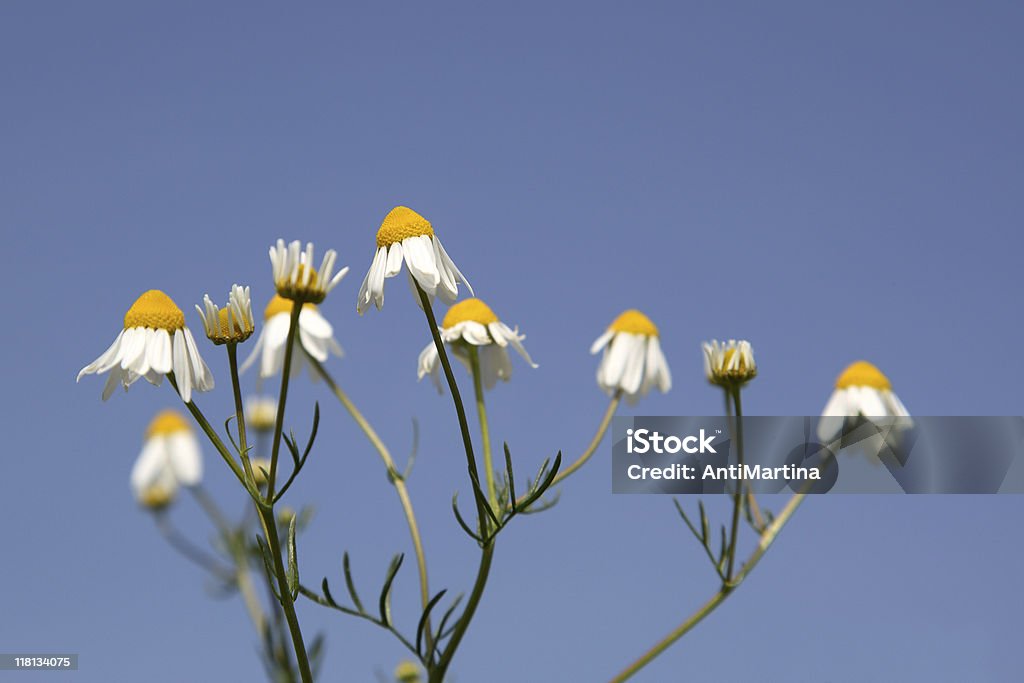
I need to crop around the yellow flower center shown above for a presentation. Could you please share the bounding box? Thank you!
[443,298,499,328]
[835,360,891,390]
[123,290,185,331]
[139,485,175,510]
[376,206,434,248]
[608,309,658,337]
[264,295,315,320]
[146,409,192,438]
[723,348,751,372]
[214,309,247,336]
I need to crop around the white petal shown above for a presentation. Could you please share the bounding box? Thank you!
[433,236,473,297]
[299,327,329,362]
[172,330,192,403]
[590,329,614,355]
[78,329,126,381]
[369,246,388,310]
[184,328,214,392]
[148,329,173,374]
[385,242,404,277]
[403,236,441,295]
[460,321,491,346]
[167,432,203,486]
[619,337,647,395]
[118,328,147,372]
[498,323,537,368]
[817,389,849,443]
[853,386,886,417]
[432,237,458,300]
[298,309,333,339]
[130,437,168,496]
[239,329,265,374]
[599,333,635,390]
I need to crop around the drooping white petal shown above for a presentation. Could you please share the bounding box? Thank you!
[172,329,192,403]
[184,328,214,392]
[385,242,404,277]
[403,235,441,295]
[239,329,265,374]
[459,321,491,346]
[298,308,333,338]
[647,336,671,393]
[852,386,886,418]
[496,323,537,368]
[167,432,203,486]
[417,342,443,393]
[78,329,127,381]
[619,337,647,395]
[118,328,147,372]
[433,236,473,298]
[590,329,614,355]
[131,437,167,497]
[148,329,173,375]
[817,388,851,443]
[357,247,388,314]
[598,332,636,391]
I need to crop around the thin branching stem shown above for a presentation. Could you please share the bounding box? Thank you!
[467,347,498,511]
[307,354,434,655]
[415,285,494,683]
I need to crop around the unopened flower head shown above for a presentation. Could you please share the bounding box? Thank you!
[394,661,422,683]
[703,339,757,388]
[817,360,912,443]
[240,295,343,379]
[131,409,203,510]
[357,206,473,314]
[590,310,672,403]
[195,284,255,345]
[269,239,349,304]
[78,290,214,403]
[245,396,278,432]
[418,298,537,391]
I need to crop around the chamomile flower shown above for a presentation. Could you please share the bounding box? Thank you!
[590,310,671,403]
[131,409,203,510]
[240,295,343,379]
[357,206,473,313]
[195,284,255,345]
[78,290,214,403]
[817,360,913,443]
[394,661,422,683]
[269,239,348,304]
[417,298,537,391]
[703,339,757,388]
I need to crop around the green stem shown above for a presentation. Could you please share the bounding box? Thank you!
[266,303,303,498]
[257,301,312,683]
[415,285,494,680]
[724,387,745,580]
[169,374,246,487]
[541,392,620,492]
[415,285,489,533]
[307,355,434,655]
[607,489,810,683]
[467,347,497,511]
[431,542,495,683]
[227,343,256,487]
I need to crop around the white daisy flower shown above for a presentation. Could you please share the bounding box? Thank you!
[703,339,757,387]
[240,295,343,379]
[269,239,348,304]
[357,206,473,314]
[131,409,203,510]
[78,290,214,403]
[817,360,913,443]
[590,309,672,403]
[195,284,255,345]
[417,298,537,391]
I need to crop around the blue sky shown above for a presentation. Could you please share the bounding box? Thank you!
[2,1,1022,681]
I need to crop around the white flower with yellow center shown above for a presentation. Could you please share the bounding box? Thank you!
[195,284,255,345]
[703,339,757,387]
[269,239,348,304]
[590,310,671,402]
[817,360,912,443]
[78,290,214,403]
[417,298,537,391]
[240,295,343,379]
[357,206,472,314]
[131,410,203,510]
